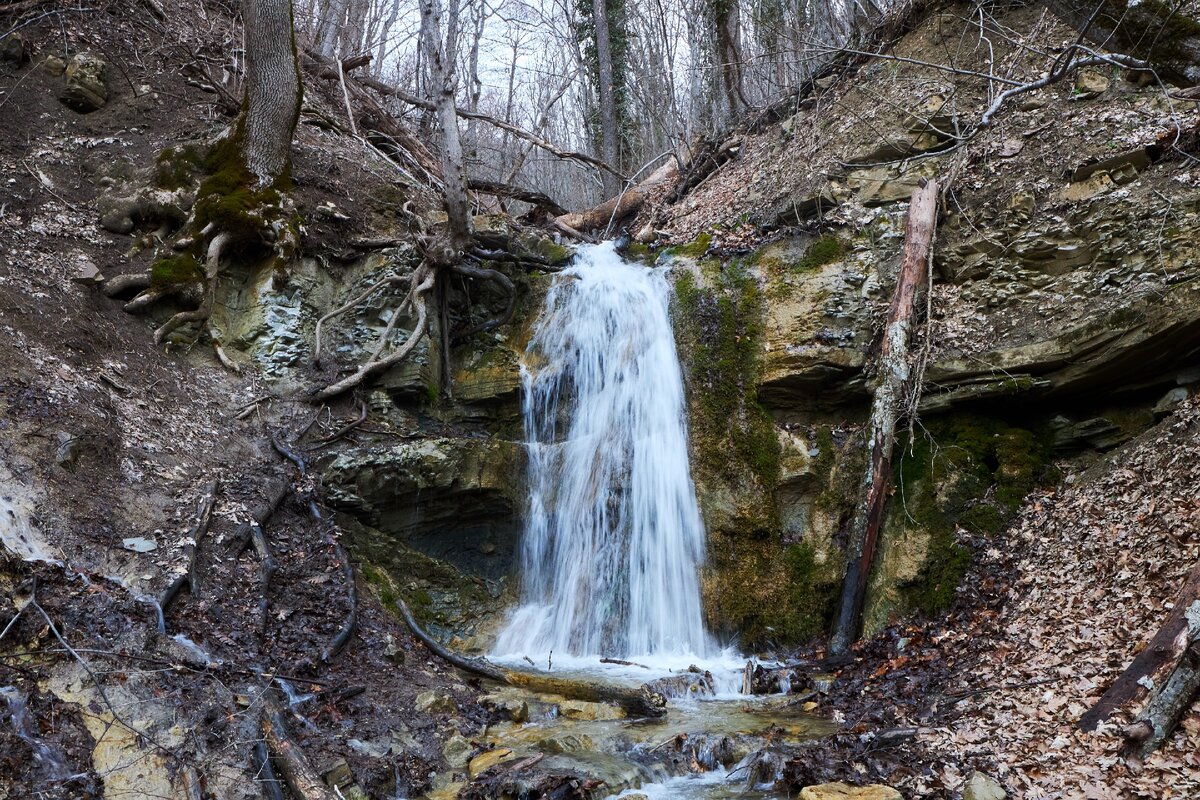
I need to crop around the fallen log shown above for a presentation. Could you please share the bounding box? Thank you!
[1124,602,1200,755]
[395,598,667,717]
[1080,558,1200,752]
[467,179,567,217]
[829,179,939,656]
[555,159,678,235]
[260,694,336,800]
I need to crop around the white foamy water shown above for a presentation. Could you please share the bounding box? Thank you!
[493,242,714,661]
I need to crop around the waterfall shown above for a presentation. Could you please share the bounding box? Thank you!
[494,242,713,660]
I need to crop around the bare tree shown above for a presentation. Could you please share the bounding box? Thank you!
[592,0,623,197]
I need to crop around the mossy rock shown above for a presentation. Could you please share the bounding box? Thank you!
[703,535,840,648]
[881,414,1055,616]
[672,262,780,495]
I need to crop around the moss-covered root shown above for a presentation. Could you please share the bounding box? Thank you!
[152,232,232,344]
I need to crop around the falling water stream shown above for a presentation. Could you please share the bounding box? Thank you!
[478,244,830,800]
[494,241,712,662]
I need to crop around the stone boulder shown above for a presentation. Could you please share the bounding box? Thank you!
[799,783,902,800]
[324,437,523,579]
[60,53,108,112]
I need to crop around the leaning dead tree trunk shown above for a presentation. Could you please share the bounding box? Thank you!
[396,599,668,718]
[420,0,471,254]
[829,179,939,657]
[1080,558,1200,754]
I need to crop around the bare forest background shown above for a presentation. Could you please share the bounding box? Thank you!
[296,0,887,208]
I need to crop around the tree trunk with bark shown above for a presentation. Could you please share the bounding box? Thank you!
[829,179,939,657]
[419,0,471,251]
[243,0,303,186]
[713,0,746,121]
[1080,558,1200,754]
[241,0,302,185]
[592,0,622,198]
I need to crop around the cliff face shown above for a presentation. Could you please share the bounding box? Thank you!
[652,2,1200,648]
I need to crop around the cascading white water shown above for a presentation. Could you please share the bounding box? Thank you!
[493,242,713,660]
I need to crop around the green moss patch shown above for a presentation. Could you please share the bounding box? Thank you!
[673,263,779,493]
[667,232,713,259]
[703,535,840,648]
[892,414,1054,613]
[150,254,203,287]
[795,235,845,272]
[154,145,204,190]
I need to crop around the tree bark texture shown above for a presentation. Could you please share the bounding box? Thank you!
[1045,0,1200,84]
[1125,600,1200,755]
[592,0,622,198]
[829,179,939,657]
[1080,557,1200,744]
[420,0,472,251]
[243,0,303,185]
[714,0,746,120]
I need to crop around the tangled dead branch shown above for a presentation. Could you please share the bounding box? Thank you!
[159,480,220,619]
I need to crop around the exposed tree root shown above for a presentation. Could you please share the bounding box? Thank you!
[226,477,291,556]
[396,598,668,718]
[125,287,182,313]
[260,694,337,800]
[470,247,563,273]
[311,263,436,401]
[320,541,357,663]
[154,232,232,345]
[309,401,368,448]
[159,480,220,618]
[451,262,516,339]
[101,273,151,298]
[312,271,412,366]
